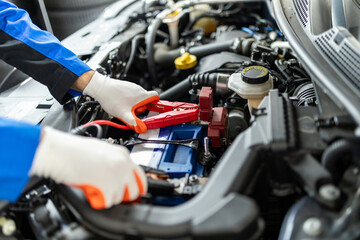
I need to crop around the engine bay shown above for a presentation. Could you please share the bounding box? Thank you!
[1,0,360,239]
[69,0,314,208]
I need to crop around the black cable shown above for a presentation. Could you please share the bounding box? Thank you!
[71,98,79,128]
[88,105,101,122]
[289,65,310,79]
[77,101,99,118]
[293,78,311,83]
[269,70,285,82]
[79,109,90,123]
[77,101,99,111]
[321,139,353,182]
[146,18,162,86]
[71,124,103,139]
[123,34,145,77]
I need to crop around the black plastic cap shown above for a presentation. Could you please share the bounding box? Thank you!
[241,66,269,84]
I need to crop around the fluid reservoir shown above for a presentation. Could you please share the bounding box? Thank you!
[227,66,273,113]
[190,4,218,35]
[164,10,181,48]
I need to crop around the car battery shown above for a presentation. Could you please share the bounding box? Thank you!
[130,124,204,178]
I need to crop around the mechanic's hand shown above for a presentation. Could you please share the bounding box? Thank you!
[83,72,159,133]
[29,127,147,209]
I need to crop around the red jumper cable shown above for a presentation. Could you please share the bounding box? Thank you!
[83,100,199,130]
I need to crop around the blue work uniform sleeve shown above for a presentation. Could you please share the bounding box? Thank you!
[0,0,91,104]
[0,118,41,202]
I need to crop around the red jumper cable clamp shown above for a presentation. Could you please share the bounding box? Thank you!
[82,100,199,130]
[83,87,228,147]
[143,100,199,129]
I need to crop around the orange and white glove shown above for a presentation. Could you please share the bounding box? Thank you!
[29,127,147,209]
[83,72,159,133]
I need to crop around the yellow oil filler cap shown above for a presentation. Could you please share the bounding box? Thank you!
[174,52,197,70]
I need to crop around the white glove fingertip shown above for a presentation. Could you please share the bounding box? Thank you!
[147,90,159,97]
[127,173,141,201]
[133,163,148,193]
[121,112,138,127]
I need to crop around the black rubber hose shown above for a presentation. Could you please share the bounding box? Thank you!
[146,18,162,86]
[159,78,191,100]
[154,40,234,66]
[154,46,181,66]
[188,72,217,88]
[86,124,103,139]
[123,34,145,77]
[321,139,353,181]
[159,73,218,100]
[333,179,360,235]
[189,40,234,56]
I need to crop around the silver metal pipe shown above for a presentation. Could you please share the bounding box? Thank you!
[37,0,53,34]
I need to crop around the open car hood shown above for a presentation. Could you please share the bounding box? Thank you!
[273,0,360,133]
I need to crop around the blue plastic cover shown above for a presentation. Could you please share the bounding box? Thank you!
[132,124,204,178]
[0,117,41,202]
[158,125,204,178]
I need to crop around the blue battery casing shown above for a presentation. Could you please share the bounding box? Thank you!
[132,124,204,178]
[159,124,203,178]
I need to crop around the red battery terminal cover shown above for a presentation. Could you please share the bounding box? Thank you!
[208,107,228,148]
[199,87,213,121]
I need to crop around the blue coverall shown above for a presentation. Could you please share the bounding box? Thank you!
[0,0,91,201]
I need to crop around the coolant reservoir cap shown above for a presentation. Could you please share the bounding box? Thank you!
[175,52,197,70]
[241,66,269,84]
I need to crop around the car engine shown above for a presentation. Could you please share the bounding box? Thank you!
[1,0,359,239]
